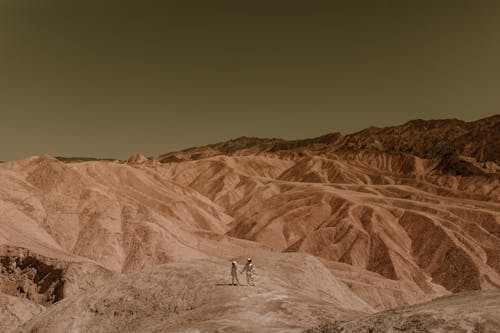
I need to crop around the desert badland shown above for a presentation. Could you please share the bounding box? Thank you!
[1,116,499,332]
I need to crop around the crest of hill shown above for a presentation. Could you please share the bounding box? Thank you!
[157,133,344,162]
[55,156,118,163]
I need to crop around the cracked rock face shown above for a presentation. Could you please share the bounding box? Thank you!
[0,254,65,306]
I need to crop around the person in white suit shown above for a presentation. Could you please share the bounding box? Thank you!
[241,258,256,286]
[231,261,240,286]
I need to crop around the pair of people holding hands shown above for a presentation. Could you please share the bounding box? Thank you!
[231,258,255,286]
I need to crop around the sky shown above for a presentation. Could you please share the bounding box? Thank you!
[1,0,499,161]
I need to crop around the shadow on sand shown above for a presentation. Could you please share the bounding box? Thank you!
[215,283,245,287]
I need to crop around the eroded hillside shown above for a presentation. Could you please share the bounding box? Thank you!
[1,116,499,332]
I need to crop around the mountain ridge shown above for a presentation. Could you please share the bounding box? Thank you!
[156,115,500,173]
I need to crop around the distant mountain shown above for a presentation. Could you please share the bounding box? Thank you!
[338,115,500,162]
[55,156,118,163]
[158,115,500,168]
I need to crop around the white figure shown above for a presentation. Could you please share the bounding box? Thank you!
[231,261,240,286]
[241,258,256,286]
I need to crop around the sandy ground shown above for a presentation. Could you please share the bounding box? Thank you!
[305,290,500,333]
[19,253,373,333]
[0,293,44,333]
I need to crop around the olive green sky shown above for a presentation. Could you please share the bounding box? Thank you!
[1,1,499,161]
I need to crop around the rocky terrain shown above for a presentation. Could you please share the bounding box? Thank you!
[0,115,499,332]
[305,290,500,333]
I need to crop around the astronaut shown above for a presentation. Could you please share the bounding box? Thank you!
[241,258,256,286]
[231,261,240,286]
